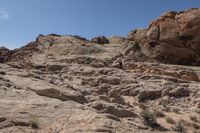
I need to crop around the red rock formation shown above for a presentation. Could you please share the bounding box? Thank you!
[125,8,200,66]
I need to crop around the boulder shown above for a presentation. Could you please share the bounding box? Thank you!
[137,89,162,102]
[169,87,190,98]
[99,76,121,85]
[46,64,65,72]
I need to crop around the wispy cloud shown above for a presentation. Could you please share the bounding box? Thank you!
[11,18,72,25]
[0,8,9,20]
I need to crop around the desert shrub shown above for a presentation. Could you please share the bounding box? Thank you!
[173,121,186,133]
[166,117,176,124]
[29,115,39,129]
[162,105,171,112]
[190,115,198,122]
[153,109,165,118]
[138,103,148,110]
[192,123,200,129]
[140,110,160,128]
[64,75,73,81]
[172,108,181,114]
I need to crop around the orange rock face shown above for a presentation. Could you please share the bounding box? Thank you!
[126,8,200,66]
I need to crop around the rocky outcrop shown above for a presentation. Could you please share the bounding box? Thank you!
[91,36,109,44]
[0,47,10,63]
[1,8,200,133]
[108,36,125,44]
[125,8,200,66]
[0,37,46,63]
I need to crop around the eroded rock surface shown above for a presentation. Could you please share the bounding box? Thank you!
[1,8,200,133]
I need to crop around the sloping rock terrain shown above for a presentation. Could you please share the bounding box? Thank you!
[0,8,200,133]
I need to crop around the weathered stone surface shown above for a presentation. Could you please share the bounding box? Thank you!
[1,8,200,133]
[89,101,135,117]
[36,88,87,104]
[108,36,125,44]
[46,64,65,72]
[111,59,122,69]
[99,76,121,85]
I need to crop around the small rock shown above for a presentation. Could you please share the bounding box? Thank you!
[100,76,121,85]
[94,84,110,95]
[0,118,6,123]
[111,59,122,69]
[90,62,105,68]
[11,120,30,127]
[90,101,135,117]
[110,95,125,104]
[47,64,65,72]
[169,87,190,98]
[0,71,6,75]
[137,89,162,102]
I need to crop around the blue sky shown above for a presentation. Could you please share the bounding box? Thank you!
[0,0,200,49]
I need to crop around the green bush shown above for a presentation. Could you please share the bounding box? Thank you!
[140,110,160,128]
[166,117,175,124]
[29,115,39,129]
